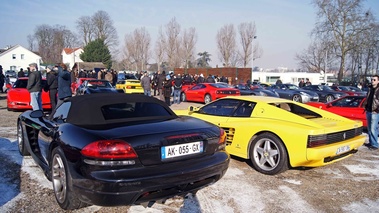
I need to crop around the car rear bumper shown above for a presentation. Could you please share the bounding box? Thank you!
[304,134,366,167]
[69,151,230,206]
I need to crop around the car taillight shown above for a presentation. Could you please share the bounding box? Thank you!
[307,134,327,148]
[218,128,226,150]
[81,140,138,159]
[219,128,226,144]
[126,85,132,89]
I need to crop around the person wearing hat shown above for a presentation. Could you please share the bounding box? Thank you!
[26,63,43,110]
[163,74,172,106]
[45,65,58,110]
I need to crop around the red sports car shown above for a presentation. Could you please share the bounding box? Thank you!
[71,77,96,94]
[181,83,240,104]
[306,95,367,127]
[7,77,51,111]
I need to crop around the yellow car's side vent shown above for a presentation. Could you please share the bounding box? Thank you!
[222,127,235,146]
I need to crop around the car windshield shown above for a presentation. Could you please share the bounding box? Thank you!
[331,96,364,107]
[210,83,230,88]
[319,85,333,91]
[87,81,112,88]
[118,73,137,80]
[285,84,300,90]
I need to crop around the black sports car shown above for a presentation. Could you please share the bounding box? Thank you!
[76,79,123,95]
[17,93,229,210]
[234,83,279,97]
[302,85,347,102]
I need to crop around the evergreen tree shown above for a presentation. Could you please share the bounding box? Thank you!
[80,38,112,68]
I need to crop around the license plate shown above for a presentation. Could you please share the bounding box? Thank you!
[336,145,350,155]
[161,141,203,159]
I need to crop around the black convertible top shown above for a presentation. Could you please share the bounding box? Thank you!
[65,93,177,127]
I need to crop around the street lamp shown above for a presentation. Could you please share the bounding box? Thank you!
[251,35,257,81]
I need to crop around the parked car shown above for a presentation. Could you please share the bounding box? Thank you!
[330,85,367,96]
[302,85,347,102]
[71,77,95,95]
[234,83,279,97]
[267,84,319,103]
[181,83,240,104]
[306,95,367,127]
[17,93,230,210]
[7,77,51,111]
[115,73,144,94]
[175,96,365,175]
[76,79,123,95]
[5,70,17,78]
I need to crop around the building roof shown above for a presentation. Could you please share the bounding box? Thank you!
[0,45,41,58]
[62,47,82,55]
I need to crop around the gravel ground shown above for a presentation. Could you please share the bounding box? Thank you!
[0,92,378,213]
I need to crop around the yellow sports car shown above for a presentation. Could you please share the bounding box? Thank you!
[174,96,365,175]
[115,73,144,94]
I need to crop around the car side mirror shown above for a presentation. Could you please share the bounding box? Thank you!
[189,106,199,112]
[30,110,44,118]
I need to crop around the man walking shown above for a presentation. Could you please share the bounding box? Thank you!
[173,73,183,104]
[26,63,43,110]
[140,71,151,96]
[363,75,379,150]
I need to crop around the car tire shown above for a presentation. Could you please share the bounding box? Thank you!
[17,121,29,156]
[326,95,334,102]
[292,94,302,102]
[181,92,187,102]
[204,94,212,104]
[249,133,288,175]
[51,147,84,210]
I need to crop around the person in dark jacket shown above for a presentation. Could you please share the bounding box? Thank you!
[57,63,72,106]
[18,68,25,78]
[158,71,166,101]
[46,65,58,110]
[173,74,183,104]
[206,74,216,83]
[163,75,172,106]
[0,65,4,93]
[26,63,43,110]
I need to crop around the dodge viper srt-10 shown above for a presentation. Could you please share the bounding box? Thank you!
[17,93,229,209]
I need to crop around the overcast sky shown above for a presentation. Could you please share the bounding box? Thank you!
[1,0,378,70]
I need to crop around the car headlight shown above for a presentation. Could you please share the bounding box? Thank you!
[300,92,310,96]
[259,91,267,96]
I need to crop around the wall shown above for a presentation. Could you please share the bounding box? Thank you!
[174,67,252,85]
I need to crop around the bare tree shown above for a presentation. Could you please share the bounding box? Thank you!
[295,40,334,73]
[76,16,94,46]
[312,0,371,83]
[27,34,36,51]
[123,27,151,71]
[91,10,119,50]
[181,27,197,69]
[237,22,262,67]
[216,24,237,67]
[165,17,181,69]
[32,24,79,64]
[154,26,166,72]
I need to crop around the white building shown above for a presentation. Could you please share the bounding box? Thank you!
[0,45,42,71]
[251,71,335,85]
[62,47,83,70]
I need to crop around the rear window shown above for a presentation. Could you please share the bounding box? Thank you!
[13,79,46,88]
[101,102,172,120]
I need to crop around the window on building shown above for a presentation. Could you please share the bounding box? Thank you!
[21,54,24,59]
[12,54,16,59]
